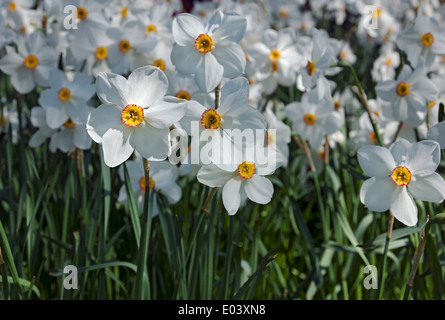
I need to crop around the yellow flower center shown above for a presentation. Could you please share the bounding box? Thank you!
[339,50,347,59]
[265,131,275,146]
[428,101,435,109]
[58,88,71,101]
[24,55,39,69]
[176,90,191,100]
[146,24,157,35]
[421,32,434,47]
[200,108,221,129]
[121,104,144,127]
[386,58,392,66]
[194,34,213,53]
[303,113,317,126]
[372,8,381,19]
[95,46,108,60]
[270,49,280,62]
[8,1,16,11]
[306,60,316,76]
[63,118,75,129]
[238,161,256,180]
[119,39,131,53]
[396,81,410,97]
[368,131,378,143]
[334,100,340,111]
[139,176,155,192]
[121,7,128,19]
[391,166,412,186]
[278,10,288,19]
[77,7,88,20]
[153,59,166,71]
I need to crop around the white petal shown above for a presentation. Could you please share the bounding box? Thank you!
[133,123,169,161]
[172,13,203,46]
[212,41,246,79]
[197,164,234,187]
[406,140,440,176]
[102,128,134,168]
[145,97,187,129]
[194,53,224,93]
[357,145,395,177]
[360,177,396,212]
[389,138,412,164]
[86,103,123,143]
[222,177,242,215]
[408,173,445,203]
[170,44,204,76]
[390,186,418,226]
[244,175,273,205]
[427,120,445,149]
[95,72,130,106]
[127,66,168,108]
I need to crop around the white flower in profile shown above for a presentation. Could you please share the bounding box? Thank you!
[375,60,438,122]
[170,10,247,92]
[299,28,338,100]
[197,145,279,215]
[86,65,187,167]
[0,31,58,93]
[358,138,445,226]
[285,91,343,150]
[263,105,291,167]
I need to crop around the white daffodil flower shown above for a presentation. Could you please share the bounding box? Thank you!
[170,10,247,93]
[358,138,445,226]
[86,65,187,167]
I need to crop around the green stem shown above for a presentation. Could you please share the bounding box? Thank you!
[134,158,152,300]
[334,61,384,147]
[377,210,394,300]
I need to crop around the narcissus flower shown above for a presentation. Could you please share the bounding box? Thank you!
[171,10,247,92]
[86,65,187,167]
[375,61,438,122]
[0,31,57,93]
[285,91,343,150]
[38,68,95,129]
[197,146,279,215]
[396,11,445,68]
[358,138,445,226]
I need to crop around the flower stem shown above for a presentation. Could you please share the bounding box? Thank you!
[377,209,394,300]
[403,215,431,300]
[134,157,151,299]
[334,61,384,147]
[215,82,221,110]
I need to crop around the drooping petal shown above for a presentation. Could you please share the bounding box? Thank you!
[360,176,396,212]
[358,145,396,178]
[102,127,134,168]
[244,174,273,205]
[212,41,246,79]
[390,186,418,226]
[170,44,204,75]
[222,177,242,215]
[408,173,445,203]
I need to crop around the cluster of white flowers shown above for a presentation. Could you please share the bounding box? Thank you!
[0,0,445,222]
